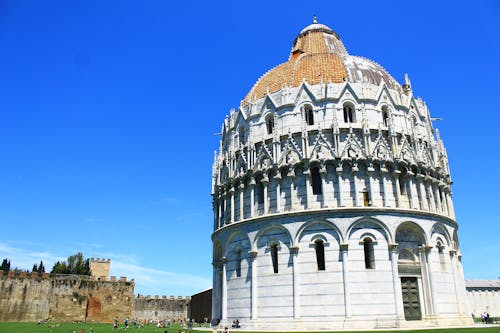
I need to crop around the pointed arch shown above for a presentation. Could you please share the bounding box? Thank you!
[371,132,393,161]
[309,132,336,161]
[341,132,365,160]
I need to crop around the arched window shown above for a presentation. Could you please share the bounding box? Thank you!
[363,238,375,269]
[343,103,355,123]
[304,105,314,125]
[311,167,322,195]
[382,106,389,127]
[239,126,246,145]
[270,243,279,273]
[315,239,325,271]
[235,248,242,278]
[266,115,274,134]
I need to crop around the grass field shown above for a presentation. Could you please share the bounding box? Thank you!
[0,322,500,333]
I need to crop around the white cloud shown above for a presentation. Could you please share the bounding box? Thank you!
[0,242,64,270]
[111,260,212,296]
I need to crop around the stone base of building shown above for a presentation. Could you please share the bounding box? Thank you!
[217,315,473,331]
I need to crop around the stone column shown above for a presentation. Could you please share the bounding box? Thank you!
[392,170,401,208]
[262,175,269,214]
[220,190,227,226]
[367,164,374,206]
[336,165,343,207]
[407,172,415,209]
[291,246,300,319]
[274,173,281,213]
[425,177,434,212]
[303,167,311,209]
[239,183,245,220]
[221,257,228,321]
[415,174,425,210]
[352,165,359,207]
[340,244,351,318]
[229,186,235,223]
[211,262,221,321]
[249,250,258,320]
[380,165,388,207]
[433,182,441,214]
[422,245,438,316]
[249,177,256,218]
[218,195,223,228]
[288,168,296,211]
[320,166,328,208]
[447,190,456,220]
[389,244,404,319]
[449,250,463,315]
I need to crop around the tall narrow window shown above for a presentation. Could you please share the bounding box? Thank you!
[363,190,370,206]
[256,181,264,204]
[311,167,322,195]
[270,244,279,273]
[399,172,406,195]
[363,238,375,269]
[239,126,246,145]
[437,241,445,271]
[235,249,242,277]
[343,104,355,123]
[382,106,389,127]
[315,240,325,271]
[304,105,314,125]
[266,115,274,134]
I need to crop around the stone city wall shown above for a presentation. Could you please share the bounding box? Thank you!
[132,294,190,323]
[0,271,134,323]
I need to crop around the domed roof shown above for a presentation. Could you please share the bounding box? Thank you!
[242,18,400,105]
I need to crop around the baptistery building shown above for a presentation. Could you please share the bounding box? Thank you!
[211,18,471,330]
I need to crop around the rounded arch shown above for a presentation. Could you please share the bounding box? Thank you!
[300,103,315,126]
[263,112,275,135]
[347,217,391,244]
[295,218,343,246]
[253,223,293,251]
[342,101,356,123]
[213,240,223,261]
[395,221,428,245]
[430,223,452,248]
[223,229,252,257]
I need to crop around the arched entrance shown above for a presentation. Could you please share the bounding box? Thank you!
[396,224,426,321]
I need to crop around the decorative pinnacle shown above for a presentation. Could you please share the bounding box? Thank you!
[313,15,318,24]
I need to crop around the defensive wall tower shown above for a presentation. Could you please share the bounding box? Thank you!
[90,258,111,281]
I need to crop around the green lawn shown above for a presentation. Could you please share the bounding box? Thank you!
[0,322,193,333]
[0,322,499,333]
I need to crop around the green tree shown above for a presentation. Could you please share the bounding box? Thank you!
[38,260,45,274]
[1,259,10,273]
[51,253,90,275]
[32,263,38,272]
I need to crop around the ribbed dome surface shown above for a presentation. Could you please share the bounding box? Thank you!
[242,19,399,104]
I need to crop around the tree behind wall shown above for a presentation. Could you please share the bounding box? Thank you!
[1,259,10,273]
[51,252,90,275]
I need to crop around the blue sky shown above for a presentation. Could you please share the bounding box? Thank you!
[0,1,498,297]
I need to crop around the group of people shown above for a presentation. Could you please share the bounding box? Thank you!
[481,311,492,324]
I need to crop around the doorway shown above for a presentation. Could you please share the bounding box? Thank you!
[401,277,421,320]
